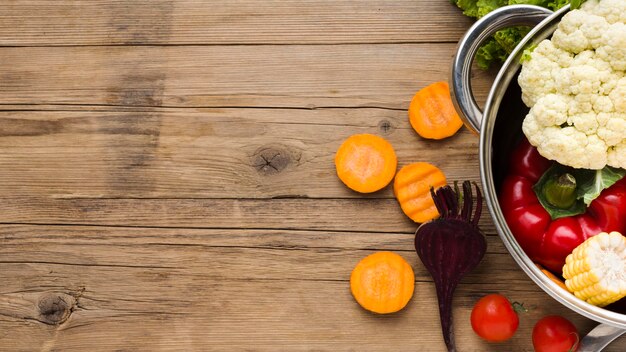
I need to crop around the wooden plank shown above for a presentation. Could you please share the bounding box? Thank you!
[0,44,493,108]
[4,283,617,352]
[6,281,609,352]
[0,109,481,199]
[0,197,499,235]
[0,225,514,283]
[1,225,622,351]
[0,0,473,46]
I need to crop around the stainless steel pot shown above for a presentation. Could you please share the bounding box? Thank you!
[450,4,626,350]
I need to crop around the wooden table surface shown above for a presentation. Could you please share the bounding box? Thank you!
[0,1,624,351]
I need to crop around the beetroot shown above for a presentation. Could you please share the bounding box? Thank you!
[414,181,487,352]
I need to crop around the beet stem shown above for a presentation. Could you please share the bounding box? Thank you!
[461,181,472,222]
[472,182,482,227]
[444,187,458,218]
[431,187,447,217]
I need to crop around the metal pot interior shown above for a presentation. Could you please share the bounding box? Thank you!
[490,70,626,316]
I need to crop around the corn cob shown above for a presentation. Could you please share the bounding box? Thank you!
[562,231,626,307]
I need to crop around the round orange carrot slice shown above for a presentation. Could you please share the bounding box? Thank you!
[350,251,415,314]
[393,162,447,223]
[409,81,463,140]
[335,134,397,193]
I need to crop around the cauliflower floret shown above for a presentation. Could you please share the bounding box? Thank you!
[608,141,626,167]
[581,15,611,49]
[572,50,612,75]
[597,113,626,146]
[593,96,614,113]
[609,77,626,112]
[552,11,609,53]
[518,0,626,169]
[584,0,626,24]
[535,38,576,67]
[518,58,558,106]
[554,65,602,95]
[530,94,569,125]
[569,112,599,135]
[569,96,593,114]
[596,23,626,71]
[523,119,608,169]
[597,112,612,126]
[518,41,572,106]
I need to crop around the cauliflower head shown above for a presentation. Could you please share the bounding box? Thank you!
[518,0,626,170]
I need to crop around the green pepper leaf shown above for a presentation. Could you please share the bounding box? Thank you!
[533,165,586,220]
[534,165,626,220]
[571,166,626,205]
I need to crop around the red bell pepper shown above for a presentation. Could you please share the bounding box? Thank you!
[499,138,626,274]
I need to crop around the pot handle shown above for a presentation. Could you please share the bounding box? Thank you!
[578,323,625,351]
[450,5,553,133]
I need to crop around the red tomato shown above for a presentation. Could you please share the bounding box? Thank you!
[470,294,519,342]
[532,316,579,352]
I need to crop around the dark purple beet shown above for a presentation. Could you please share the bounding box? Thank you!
[415,181,487,352]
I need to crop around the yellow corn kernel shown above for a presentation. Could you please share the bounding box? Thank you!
[562,232,626,307]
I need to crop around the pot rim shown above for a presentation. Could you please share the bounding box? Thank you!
[478,5,626,328]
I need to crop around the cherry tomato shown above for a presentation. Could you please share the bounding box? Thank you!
[470,294,519,342]
[532,315,579,352]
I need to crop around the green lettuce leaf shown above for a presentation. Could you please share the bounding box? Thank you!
[508,0,551,8]
[520,43,538,63]
[475,38,508,70]
[494,27,530,53]
[546,0,570,10]
[477,0,509,18]
[475,27,530,70]
[452,0,573,69]
[455,0,481,18]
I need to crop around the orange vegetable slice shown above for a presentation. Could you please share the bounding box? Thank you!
[536,264,570,292]
[335,134,397,193]
[408,81,463,140]
[394,162,447,223]
[350,251,415,314]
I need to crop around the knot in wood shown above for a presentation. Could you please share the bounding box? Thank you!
[252,146,292,175]
[37,294,72,325]
[378,119,394,135]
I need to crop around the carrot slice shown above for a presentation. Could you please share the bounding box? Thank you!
[536,264,570,292]
[394,162,447,223]
[350,251,415,314]
[408,81,463,140]
[335,134,397,193]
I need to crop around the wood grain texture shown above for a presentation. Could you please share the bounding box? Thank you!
[0,197,476,234]
[0,0,473,46]
[0,44,493,108]
[1,0,624,351]
[0,109,480,199]
[1,225,622,352]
